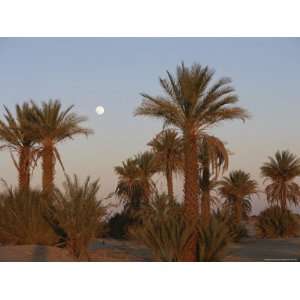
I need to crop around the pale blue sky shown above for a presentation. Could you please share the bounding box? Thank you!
[0,38,299,214]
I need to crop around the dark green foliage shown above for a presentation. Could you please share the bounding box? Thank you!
[214,209,248,242]
[0,189,57,245]
[106,211,137,240]
[198,215,231,261]
[256,206,300,238]
[228,223,248,242]
[51,175,106,260]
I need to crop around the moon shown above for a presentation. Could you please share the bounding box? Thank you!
[96,106,105,115]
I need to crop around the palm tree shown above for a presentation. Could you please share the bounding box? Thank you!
[30,100,93,195]
[148,129,183,200]
[0,103,37,191]
[261,150,300,210]
[135,62,249,260]
[114,151,157,211]
[219,170,257,224]
[115,157,144,211]
[198,134,228,225]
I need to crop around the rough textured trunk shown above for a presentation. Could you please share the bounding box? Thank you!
[182,128,199,261]
[19,145,31,192]
[165,164,174,200]
[42,138,55,196]
[201,190,211,226]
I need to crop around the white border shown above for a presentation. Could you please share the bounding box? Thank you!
[0,262,299,300]
[1,1,300,300]
[0,0,299,36]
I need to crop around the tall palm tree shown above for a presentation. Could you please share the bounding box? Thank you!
[0,103,37,191]
[219,170,257,224]
[148,129,183,200]
[135,62,249,260]
[30,100,93,195]
[198,134,228,225]
[114,151,157,211]
[261,150,300,210]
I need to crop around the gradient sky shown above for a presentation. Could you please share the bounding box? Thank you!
[0,38,299,214]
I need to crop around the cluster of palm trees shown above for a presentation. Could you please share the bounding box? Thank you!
[1,62,300,262]
[115,62,300,261]
[0,100,92,195]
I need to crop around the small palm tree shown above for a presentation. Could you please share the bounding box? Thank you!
[135,62,249,260]
[115,158,143,211]
[261,150,300,210]
[52,175,106,260]
[131,195,195,262]
[198,134,229,224]
[114,151,157,210]
[198,215,231,261]
[30,100,93,195]
[148,129,183,200]
[219,170,257,224]
[0,103,37,191]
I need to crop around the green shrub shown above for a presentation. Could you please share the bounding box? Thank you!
[198,215,231,261]
[0,189,57,245]
[131,212,195,261]
[105,211,137,240]
[130,194,195,261]
[52,175,106,260]
[256,206,300,238]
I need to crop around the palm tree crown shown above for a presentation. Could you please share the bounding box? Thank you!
[219,170,257,223]
[261,150,300,210]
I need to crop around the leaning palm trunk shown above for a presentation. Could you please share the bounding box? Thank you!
[18,145,31,191]
[183,130,199,261]
[165,164,174,200]
[42,138,55,196]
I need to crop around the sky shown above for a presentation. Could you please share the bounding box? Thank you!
[0,37,299,214]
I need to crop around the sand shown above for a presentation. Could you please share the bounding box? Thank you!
[225,238,300,261]
[1,237,300,262]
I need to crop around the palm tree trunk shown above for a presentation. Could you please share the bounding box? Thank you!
[182,128,199,261]
[235,200,242,224]
[281,188,287,211]
[166,165,174,200]
[201,191,211,225]
[42,138,55,196]
[19,145,30,191]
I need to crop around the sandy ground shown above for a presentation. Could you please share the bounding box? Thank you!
[1,237,300,262]
[0,239,152,262]
[0,245,72,262]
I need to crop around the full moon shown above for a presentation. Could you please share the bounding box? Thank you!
[96,106,105,115]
